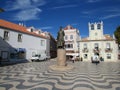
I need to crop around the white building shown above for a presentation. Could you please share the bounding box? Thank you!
[63,25,80,59]
[79,21,118,61]
[0,19,50,62]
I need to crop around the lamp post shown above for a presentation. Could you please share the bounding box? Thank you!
[77,41,80,57]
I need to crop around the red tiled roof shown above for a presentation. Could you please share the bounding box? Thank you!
[64,25,75,30]
[80,35,114,42]
[81,37,89,41]
[0,19,47,39]
[104,34,113,40]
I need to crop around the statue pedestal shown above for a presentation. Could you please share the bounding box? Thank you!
[57,49,66,66]
[49,49,74,71]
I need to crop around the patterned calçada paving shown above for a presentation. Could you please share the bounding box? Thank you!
[0,60,120,90]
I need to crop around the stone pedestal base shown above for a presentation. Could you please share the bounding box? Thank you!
[49,65,74,71]
[49,49,74,71]
[57,49,66,66]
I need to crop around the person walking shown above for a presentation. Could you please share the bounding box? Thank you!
[80,57,83,61]
[0,56,2,65]
[72,56,75,63]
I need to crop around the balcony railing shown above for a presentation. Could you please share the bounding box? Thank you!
[93,48,100,53]
[82,48,88,53]
[105,48,112,53]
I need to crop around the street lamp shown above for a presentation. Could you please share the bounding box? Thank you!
[77,41,80,57]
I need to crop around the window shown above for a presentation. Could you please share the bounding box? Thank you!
[65,44,73,48]
[70,35,73,40]
[107,54,111,59]
[106,43,110,49]
[18,34,22,42]
[3,31,9,40]
[91,24,94,30]
[84,43,87,49]
[65,35,68,40]
[77,42,79,47]
[94,43,99,50]
[84,54,87,59]
[41,40,45,46]
[97,24,101,29]
[31,28,33,32]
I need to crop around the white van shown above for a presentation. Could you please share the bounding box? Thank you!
[39,54,47,61]
[31,54,41,62]
[31,54,47,62]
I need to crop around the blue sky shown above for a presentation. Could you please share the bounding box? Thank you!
[0,0,120,38]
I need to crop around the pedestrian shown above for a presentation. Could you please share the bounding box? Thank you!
[0,56,2,65]
[80,57,83,61]
[72,56,75,63]
[91,57,93,62]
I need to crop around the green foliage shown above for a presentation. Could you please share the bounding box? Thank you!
[114,26,120,44]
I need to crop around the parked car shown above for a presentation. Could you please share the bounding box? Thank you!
[39,54,47,61]
[46,56,51,60]
[91,55,100,63]
[31,54,41,62]
[31,54,47,62]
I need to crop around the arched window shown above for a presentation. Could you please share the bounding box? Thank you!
[65,35,68,40]
[97,24,101,29]
[91,24,94,30]
[70,35,73,40]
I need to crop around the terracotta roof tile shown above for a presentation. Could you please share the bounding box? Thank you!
[0,19,47,39]
[104,34,113,40]
[64,25,75,30]
[81,37,89,41]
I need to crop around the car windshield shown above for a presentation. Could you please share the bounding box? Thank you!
[34,55,41,57]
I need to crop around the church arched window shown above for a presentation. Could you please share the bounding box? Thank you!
[91,24,94,30]
[97,24,101,29]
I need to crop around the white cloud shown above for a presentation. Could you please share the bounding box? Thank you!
[100,7,120,19]
[51,4,78,10]
[101,14,120,20]
[14,8,42,21]
[40,26,53,30]
[87,0,101,3]
[104,7,120,13]
[5,0,46,21]
[6,0,46,11]
[81,9,98,15]
[71,23,78,26]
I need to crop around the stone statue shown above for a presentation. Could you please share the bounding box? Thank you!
[49,26,74,71]
[57,26,65,49]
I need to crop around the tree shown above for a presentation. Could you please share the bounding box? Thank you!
[114,26,120,49]
[0,8,5,12]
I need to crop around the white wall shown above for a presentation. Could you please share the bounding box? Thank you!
[79,40,118,61]
[64,28,80,56]
[0,28,47,60]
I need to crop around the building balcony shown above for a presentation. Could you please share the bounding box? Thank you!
[82,48,89,53]
[105,48,112,53]
[66,50,75,53]
[93,48,100,53]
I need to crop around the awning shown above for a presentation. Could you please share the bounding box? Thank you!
[17,48,26,52]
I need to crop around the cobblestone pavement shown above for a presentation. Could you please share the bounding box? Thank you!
[0,59,120,90]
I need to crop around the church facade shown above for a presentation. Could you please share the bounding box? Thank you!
[79,21,118,61]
